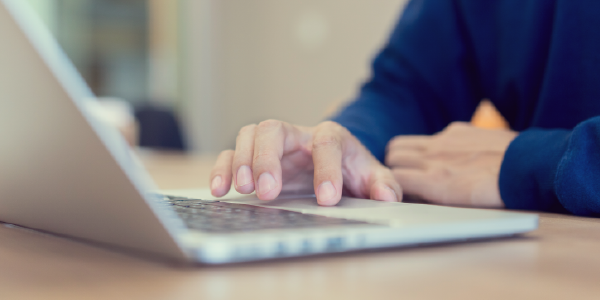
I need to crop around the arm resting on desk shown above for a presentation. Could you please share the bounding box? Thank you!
[500,116,600,216]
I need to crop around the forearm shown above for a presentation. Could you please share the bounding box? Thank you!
[331,0,483,162]
[331,88,428,163]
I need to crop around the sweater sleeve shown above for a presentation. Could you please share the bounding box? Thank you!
[331,0,483,162]
[500,116,600,216]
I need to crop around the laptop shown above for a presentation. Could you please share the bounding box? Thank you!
[0,0,538,264]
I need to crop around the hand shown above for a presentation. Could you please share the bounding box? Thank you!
[385,122,518,208]
[209,120,401,206]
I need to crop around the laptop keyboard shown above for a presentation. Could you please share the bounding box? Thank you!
[158,195,369,234]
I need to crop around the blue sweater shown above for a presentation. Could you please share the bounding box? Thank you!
[331,0,600,216]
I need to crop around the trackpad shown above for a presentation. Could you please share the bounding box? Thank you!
[225,193,403,211]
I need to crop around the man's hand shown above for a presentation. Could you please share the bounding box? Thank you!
[385,122,518,208]
[210,120,401,206]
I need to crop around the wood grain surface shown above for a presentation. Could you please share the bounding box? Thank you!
[1,151,599,300]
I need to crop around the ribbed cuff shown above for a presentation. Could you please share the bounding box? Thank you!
[499,128,570,213]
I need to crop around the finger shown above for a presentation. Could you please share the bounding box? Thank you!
[385,150,426,169]
[311,122,344,206]
[210,150,235,197]
[387,135,430,152]
[232,124,257,194]
[444,121,471,132]
[252,120,289,200]
[369,167,402,202]
[391,168,437,202]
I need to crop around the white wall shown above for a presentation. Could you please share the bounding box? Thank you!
[181,0,409,153]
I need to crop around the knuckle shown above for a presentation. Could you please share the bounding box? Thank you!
[236,124,257,144]
[253,151,277,162]
[447,121,469,131]
[238,124,257,136]
[312,135,341,149]
[315,121,348,138]
[451,121,468,126]
[257,119,283,131]
[318,121,348,135]
[431,166,453,179]
[218,149,235,159]
[318,120,340,129]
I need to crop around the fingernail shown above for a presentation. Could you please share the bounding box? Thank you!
[211,175,222,191]
[378,185,397,202]
[258,173,276,196]
[236,165,252,187]
[317,181,337,204]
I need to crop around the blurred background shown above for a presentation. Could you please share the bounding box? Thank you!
[22,0,408,153]
[24,0,505,154]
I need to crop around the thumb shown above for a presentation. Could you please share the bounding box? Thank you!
[368,167,402,202]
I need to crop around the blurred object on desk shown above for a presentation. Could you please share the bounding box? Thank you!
[25,0,185,149]
[471,100,509,130]
[135,104,187,151]
[85,97,138,146]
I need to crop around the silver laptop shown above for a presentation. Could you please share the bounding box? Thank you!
[0,0,537,264]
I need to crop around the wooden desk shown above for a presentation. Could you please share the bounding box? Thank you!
[2,151,600,300]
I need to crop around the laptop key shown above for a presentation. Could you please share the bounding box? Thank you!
[159,196,370,233]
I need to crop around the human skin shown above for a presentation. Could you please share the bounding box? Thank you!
[209,120,400,206]
[209,120,517,207]
[386,122,517,208]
